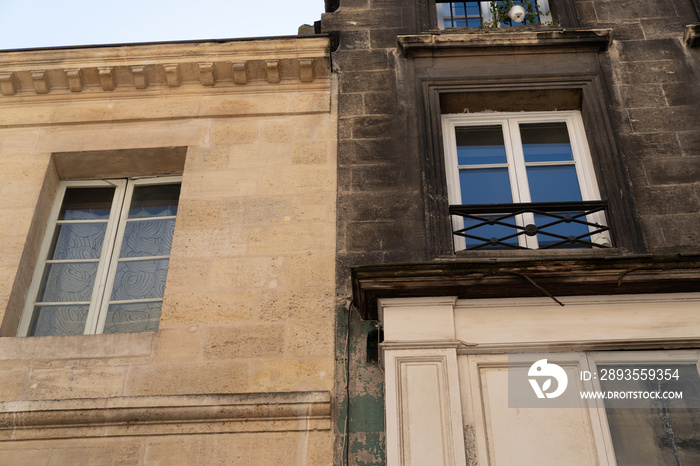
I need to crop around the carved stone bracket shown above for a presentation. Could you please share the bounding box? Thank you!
[98,67,115,91]
[233,62,248,84]
[131,65,148,89]
[65,69,82,92]
[31,71,49,94]
[0,72,16,96]
[198,62,215,86]
[164,64,181,87]
[266,60,280,83]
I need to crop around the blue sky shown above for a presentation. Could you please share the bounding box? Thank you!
[0,0,326,50]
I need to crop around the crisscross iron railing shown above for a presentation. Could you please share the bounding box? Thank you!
[449,201,611,250]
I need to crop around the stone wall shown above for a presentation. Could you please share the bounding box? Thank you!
[575,0,700,253]
[0,38,336,465]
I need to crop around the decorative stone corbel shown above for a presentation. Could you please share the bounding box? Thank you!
[131,66,148,89]
[65,69,83,92]
[266,60,280,83]
[0,72,16,96]
[31,71,49,94]
[232,62,247,84]
[98,67,115,91]
[299,59,314,82]
[198,63,215,86]
[164,64,181,87]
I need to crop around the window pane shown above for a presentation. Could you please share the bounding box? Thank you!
[119,219,176,258]
[456,125,507,165]
[128,183,181,218]
[521,123,573,163]
[58,187,115,220]
[460,216,520,249]
[526,165,582,202]
[600,364,700,465]
[38,262,98,302]
[49,223,107,260]
[533,213,591,248]
[28,304,89,336]
[103,302,162,334]
[111,259,169,301]
[460,168,513,204]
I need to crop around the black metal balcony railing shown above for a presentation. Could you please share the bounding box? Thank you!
[449,201,611,250]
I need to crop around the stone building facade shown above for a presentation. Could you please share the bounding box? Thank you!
[0,38,336,464]
[322,0,700,464]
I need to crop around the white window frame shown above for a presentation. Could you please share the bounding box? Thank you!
[17,175,181,337]
[436,1,552,29]
[441,110,605,250]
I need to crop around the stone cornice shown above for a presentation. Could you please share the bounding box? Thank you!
[352,254,700,320]
[0,37,330,98]
[0,391,331,441]
[397,28,613,57]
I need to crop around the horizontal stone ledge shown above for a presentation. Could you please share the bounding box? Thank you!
[0,391,331,441]
[398,28,613,57]
[0,59,329,97]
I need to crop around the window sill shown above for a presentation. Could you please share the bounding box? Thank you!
[685,24,700,48]
[398,28,612,57]
[0,331,155,361]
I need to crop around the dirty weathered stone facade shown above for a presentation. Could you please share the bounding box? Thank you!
[0,37,337,464]
[323,0,700,464]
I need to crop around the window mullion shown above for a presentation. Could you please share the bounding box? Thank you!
[503,119,538,249]
[83,180,128,335]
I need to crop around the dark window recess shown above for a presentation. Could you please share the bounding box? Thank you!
[366,328,384,363]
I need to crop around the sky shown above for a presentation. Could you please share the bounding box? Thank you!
[0,0,326,50]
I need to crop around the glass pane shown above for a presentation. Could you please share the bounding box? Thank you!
[119,219,176,258]
[453,3,465,15]
[58,187,115,220]
[38,262,98,302]
[459,215,520,249]
[111,259,169,301]
[456,125,507,165]
[103,302,162,334]
[467,18,482,28]
[128,183,181,218]
[466,3,480,17]
[526,165,582,202]
[600,364,700,465]
[49,223,107,260]
[521,122,573,163]
[28,304,89,336]
[460,168,513,204]
[533,213,590,249]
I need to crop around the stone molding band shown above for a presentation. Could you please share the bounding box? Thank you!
[0,391,331,441]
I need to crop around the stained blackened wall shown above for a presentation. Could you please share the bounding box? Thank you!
[577,0,700,253]
[324,0,700,464]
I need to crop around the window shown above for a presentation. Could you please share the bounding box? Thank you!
[591,352,700,465]
[436,0,552,29]
[17,177,181,337]
[441,111,609,250]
